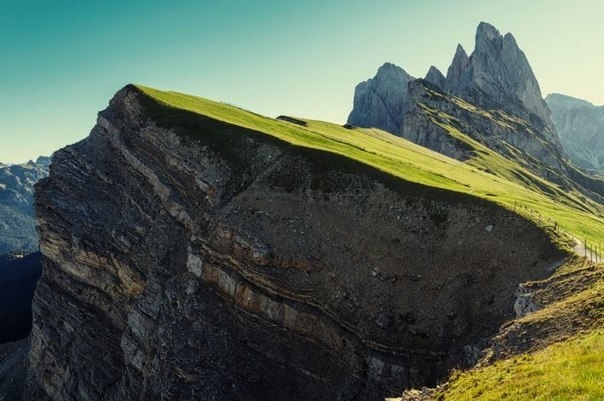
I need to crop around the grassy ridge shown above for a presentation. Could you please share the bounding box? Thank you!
[134,84,604,251]
[134,84,604,400]
[436,330,604,401]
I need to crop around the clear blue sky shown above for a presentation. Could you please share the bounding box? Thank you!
[2,0,603,163]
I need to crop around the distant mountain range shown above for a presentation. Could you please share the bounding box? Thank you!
[546,93,604,170]
[0,157,50,254]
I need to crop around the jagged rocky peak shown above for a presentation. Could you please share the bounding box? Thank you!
[424,66,446,89]
[445,44,470,83]
[474,21,503,54]
[25,84,565,400]
[444,22,556,136]
[347,22,559,144]
[347,62,415,134]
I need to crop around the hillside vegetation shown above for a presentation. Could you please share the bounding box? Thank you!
[135,84,604,251]
[432,330,604,401]
[132,84,604,400]
[411,255,604,400]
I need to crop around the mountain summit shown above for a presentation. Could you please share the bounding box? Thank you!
[347,62,414,134]
[346,22,604,204]
[444,22,555,136]
[348,22,556,139]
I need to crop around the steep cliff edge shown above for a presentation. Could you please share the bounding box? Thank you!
[444,22,556,138]
[29,85,566,401]
[347,63,415,135]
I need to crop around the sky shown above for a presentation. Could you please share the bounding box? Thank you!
[1,0,604,163]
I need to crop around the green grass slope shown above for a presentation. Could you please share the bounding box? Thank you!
[434,330,604,401]
[132,84,604,400]
[134,84,604,251]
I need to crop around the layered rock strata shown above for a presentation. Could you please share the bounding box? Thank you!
[29,85,562,400]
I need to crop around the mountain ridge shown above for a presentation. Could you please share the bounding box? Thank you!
[349,22,558,142]
[19,82,604,400]
[346,22,604,207]
[3,23,603,401]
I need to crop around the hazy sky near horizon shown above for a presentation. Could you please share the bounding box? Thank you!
[1,0,603,163]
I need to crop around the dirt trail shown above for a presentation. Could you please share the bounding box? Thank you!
[572,236,600,262]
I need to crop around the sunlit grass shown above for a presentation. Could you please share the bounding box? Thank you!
[436,330,604,401]
[134,84,604,401]
[134,84,604,251]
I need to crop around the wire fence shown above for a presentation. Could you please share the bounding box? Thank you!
[512,200,601,263]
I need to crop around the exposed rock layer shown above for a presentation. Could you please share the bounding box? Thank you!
[27,86,563,400]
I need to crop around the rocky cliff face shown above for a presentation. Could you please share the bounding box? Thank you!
[546,93,604,170]
[347,22,565,174]
[26,85,562,401]
[444,23,557,138]
[0,157,49,254]
[424,66,445,89]
[347,63,415,134]
[403,80,566,175]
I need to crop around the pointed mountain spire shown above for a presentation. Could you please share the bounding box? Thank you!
[445,44,469,83]
[425,66,446,89]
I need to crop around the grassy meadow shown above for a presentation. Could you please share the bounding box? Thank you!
[135,84,604,251]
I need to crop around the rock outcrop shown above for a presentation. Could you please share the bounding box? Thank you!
[424,66,445,89]
[444,22,557,138]
[402,79,566,175]
[26,85,563,401]
[546,93,604,170]
[347,63,415,134]
[347,22,566,174]
[0,157,50,254]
